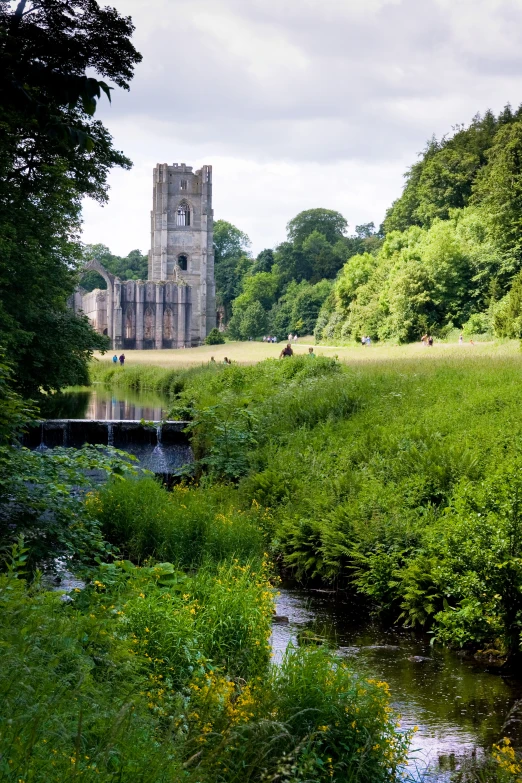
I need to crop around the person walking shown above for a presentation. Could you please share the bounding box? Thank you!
[112,354,118,364]
[280,343,293,358]
[308,347,316,357]
[119,353,125,365]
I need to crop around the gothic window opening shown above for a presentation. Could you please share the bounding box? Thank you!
[125,308,135,340]
[176,201,190,226]
[144,307,155,340]
[178,254,188,271]
[180,179,187,191]
[163,308,174,340]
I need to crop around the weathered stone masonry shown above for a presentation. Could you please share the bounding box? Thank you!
[72,162,216,349]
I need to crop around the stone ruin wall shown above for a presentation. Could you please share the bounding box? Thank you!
[73,161,216,350]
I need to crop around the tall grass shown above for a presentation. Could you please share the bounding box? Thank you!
[88,477,269,567]
[1,550,412,783]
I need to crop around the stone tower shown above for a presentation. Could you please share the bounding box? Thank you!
[148,162,216,344]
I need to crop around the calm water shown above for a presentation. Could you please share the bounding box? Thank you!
[273,588,522,781]
[41,386,169,420]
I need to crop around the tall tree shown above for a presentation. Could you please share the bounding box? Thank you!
[472,119,522,280]
[213,220,252,321]
[0,0,141,395]
[287,208,348,247]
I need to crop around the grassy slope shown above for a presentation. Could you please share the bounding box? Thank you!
[91,340,522,657]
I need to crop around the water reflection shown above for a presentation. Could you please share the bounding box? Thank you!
[41,386,168,421]
[272,588,522,781]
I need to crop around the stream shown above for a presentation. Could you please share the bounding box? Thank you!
[273,587,522,781]
[44,388,522,780]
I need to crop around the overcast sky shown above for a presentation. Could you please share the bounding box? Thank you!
[81,0,522,256]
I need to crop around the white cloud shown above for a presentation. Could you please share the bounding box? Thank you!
[81,0,522,255]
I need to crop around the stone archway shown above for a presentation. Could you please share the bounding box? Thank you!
[79,260,116,345]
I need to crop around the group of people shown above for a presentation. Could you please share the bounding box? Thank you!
[262,335,278,343]
[361,336,372,346]
[421,334,434,346]
[210,356,232,364]
[112,354,125,365]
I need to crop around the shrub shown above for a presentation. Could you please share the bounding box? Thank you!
[205,327,225,345]
[462,311,492,336]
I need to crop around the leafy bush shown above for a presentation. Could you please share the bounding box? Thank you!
[0,445,138,570]
[0,552,185,783]
[462,311,492,336]
[205,327,225,345]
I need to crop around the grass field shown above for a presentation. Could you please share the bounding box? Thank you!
[95,337,518,369]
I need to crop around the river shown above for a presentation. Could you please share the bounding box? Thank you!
[273,587,522,781]
[40,385,169,421]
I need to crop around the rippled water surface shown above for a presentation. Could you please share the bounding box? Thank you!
[272,588,522,781]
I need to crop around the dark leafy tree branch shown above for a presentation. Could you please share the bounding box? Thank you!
[0,0,141,395]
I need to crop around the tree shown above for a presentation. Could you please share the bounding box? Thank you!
[213,220,251,264]
[301,230,345,281]
[239,301,267,339]
[0,0,141,395]
[251,248,274,275]
[237,272,280,311]
[79,244,148,291]
[382,109,506,235]
[472,119,522,280]
[287,208,348,247]
[213,220,252,321]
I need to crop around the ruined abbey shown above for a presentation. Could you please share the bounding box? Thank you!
[72,163,216,349]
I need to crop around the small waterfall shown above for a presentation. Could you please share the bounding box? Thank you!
[107,422,114,447]
[150,423,169,473]
[36,422,48,451]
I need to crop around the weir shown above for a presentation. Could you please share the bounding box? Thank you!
[23,419,193,475]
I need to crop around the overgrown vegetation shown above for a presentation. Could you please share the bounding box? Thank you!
[0,358,412,782]
[207,106,522,346]
[92,351,522,667]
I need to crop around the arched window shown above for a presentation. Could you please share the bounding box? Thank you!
[176,201,191,226]
[125,307,134,339]
[178,254,188,271]
[144,306,155,340]
[163,307,174,340]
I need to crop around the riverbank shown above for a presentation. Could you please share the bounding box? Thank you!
[90,349,522,665]
[6,345,522,782]
[1,473,412,783]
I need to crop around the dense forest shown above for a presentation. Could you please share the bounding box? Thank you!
[212,105,522,343]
